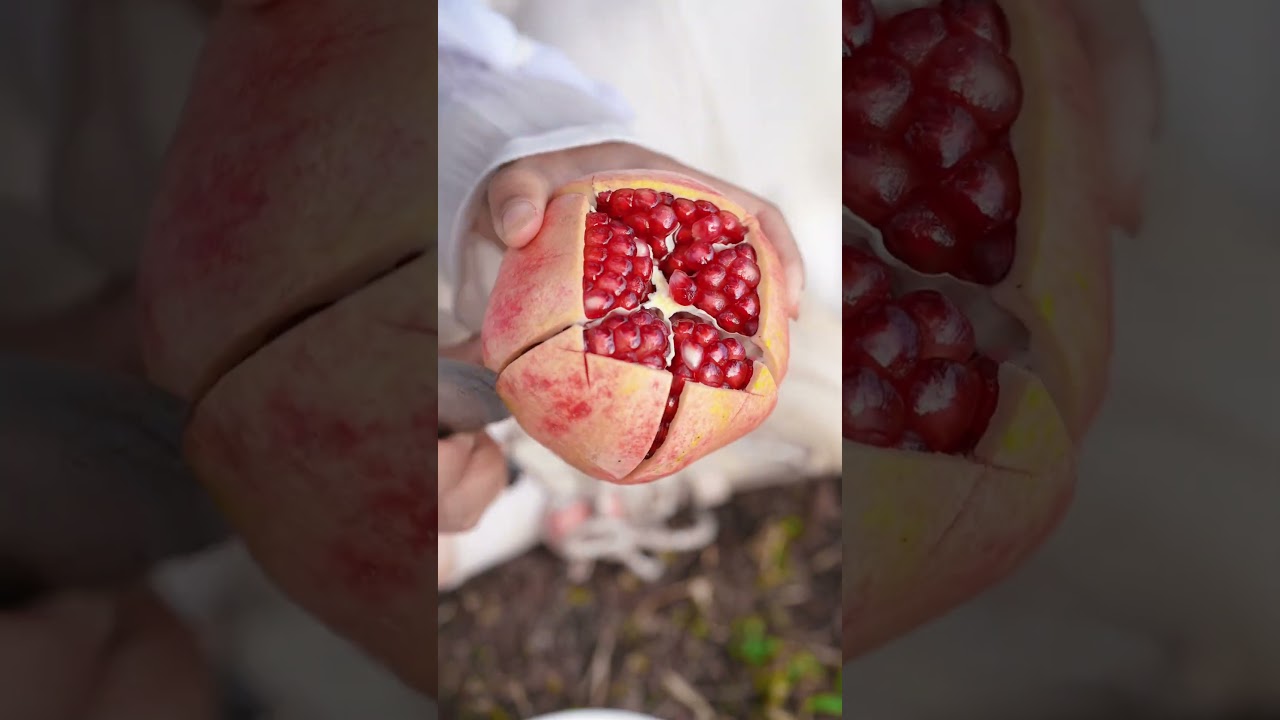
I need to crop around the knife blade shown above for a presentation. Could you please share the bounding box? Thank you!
[0,355,228,600]
[438,357,510,436]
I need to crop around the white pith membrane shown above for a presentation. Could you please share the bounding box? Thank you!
[577,197,769,452]
[845,207,1029,371]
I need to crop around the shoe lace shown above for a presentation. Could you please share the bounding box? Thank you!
[554,472,726,583]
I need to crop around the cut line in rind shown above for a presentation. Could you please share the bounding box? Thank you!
[495,326,670,481]
[189,245,428,408]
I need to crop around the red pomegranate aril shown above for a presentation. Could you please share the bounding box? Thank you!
[882,200,964,276]
[596,190,612,206]
[843,366,907,447]
[964,224,1015,285]
[734,293,760,320]
[624,212,651,235]
[698,362,724,387]
[898,289,976,361]
[722,276,749,301]
[728,257,761,288]
[603,256,632,276]
[692,322,718,346]
[586,226,611,246]
[881,8,949,68]
[844,141,918,226]
[584,288,614,318]
[922,35,1022,132]
[843,0,875,55]
[694,200,719,216]
[595,273,625,294]
[903,358,980,453]
[634,188,660,211]
[724,360,751,390]
[716,311,743,334]
[651,204,678,235]
[608,188,635,216]
[724,338,746,360]
[659,192,675,205]
[941,0,1010,52]
[849,303,922,380]
[845,54,913,137]
[585,326,614,356]
[698,264,728,290]
[587,211,610,227]
[719,211,746,242]
[903,95,985,174]
[695,287,729,316]
[939,147,1020,237]
[669,270,696,305]
[690,213,724,243]
[662,394,679,422]
[841,245,893,321]
[673,198,698,224]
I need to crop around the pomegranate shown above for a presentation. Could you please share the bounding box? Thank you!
[136,0,437,695]
[481,171,791,485]
[843,0,1112,660]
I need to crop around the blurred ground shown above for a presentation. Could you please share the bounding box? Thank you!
[438,476,842,720]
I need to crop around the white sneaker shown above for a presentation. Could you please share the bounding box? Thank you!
[439,300,841,590]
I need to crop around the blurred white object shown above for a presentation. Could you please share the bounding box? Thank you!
[528,711,663,720]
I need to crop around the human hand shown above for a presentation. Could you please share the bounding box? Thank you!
[438,338,509,533]
[476,141,807,319]
[0,587,215,720]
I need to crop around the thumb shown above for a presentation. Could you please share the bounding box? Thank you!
[487,164,553,248]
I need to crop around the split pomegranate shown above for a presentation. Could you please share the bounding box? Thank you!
[843,0,1114,662]
[482,171,790,485]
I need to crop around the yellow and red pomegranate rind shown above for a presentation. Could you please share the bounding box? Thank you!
[184,254,436,694]
[843,449,1072,659]
[495,326,672,482]
[745,217,792,382]
[556,170,745,216]
[997,0,1113,438]
[137,0,431,400]
[844,362,1074,660]
[482,193,590,372]
[627,364,779,484]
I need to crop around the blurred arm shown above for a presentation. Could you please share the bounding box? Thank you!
[437,0,636,331]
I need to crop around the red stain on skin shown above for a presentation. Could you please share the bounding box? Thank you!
[323,470,434,605]
[265,387,389,450]
[567,400,591,421]
[328,540,416,604]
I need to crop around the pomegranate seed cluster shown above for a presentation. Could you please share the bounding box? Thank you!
[844,0,1024,285]
[843,245,999,454]
[580,187,763,456]
[585,188,762,335]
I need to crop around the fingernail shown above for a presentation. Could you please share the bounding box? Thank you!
[500,200,537,244]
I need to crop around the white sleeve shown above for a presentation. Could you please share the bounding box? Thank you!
[438,0,638,332]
